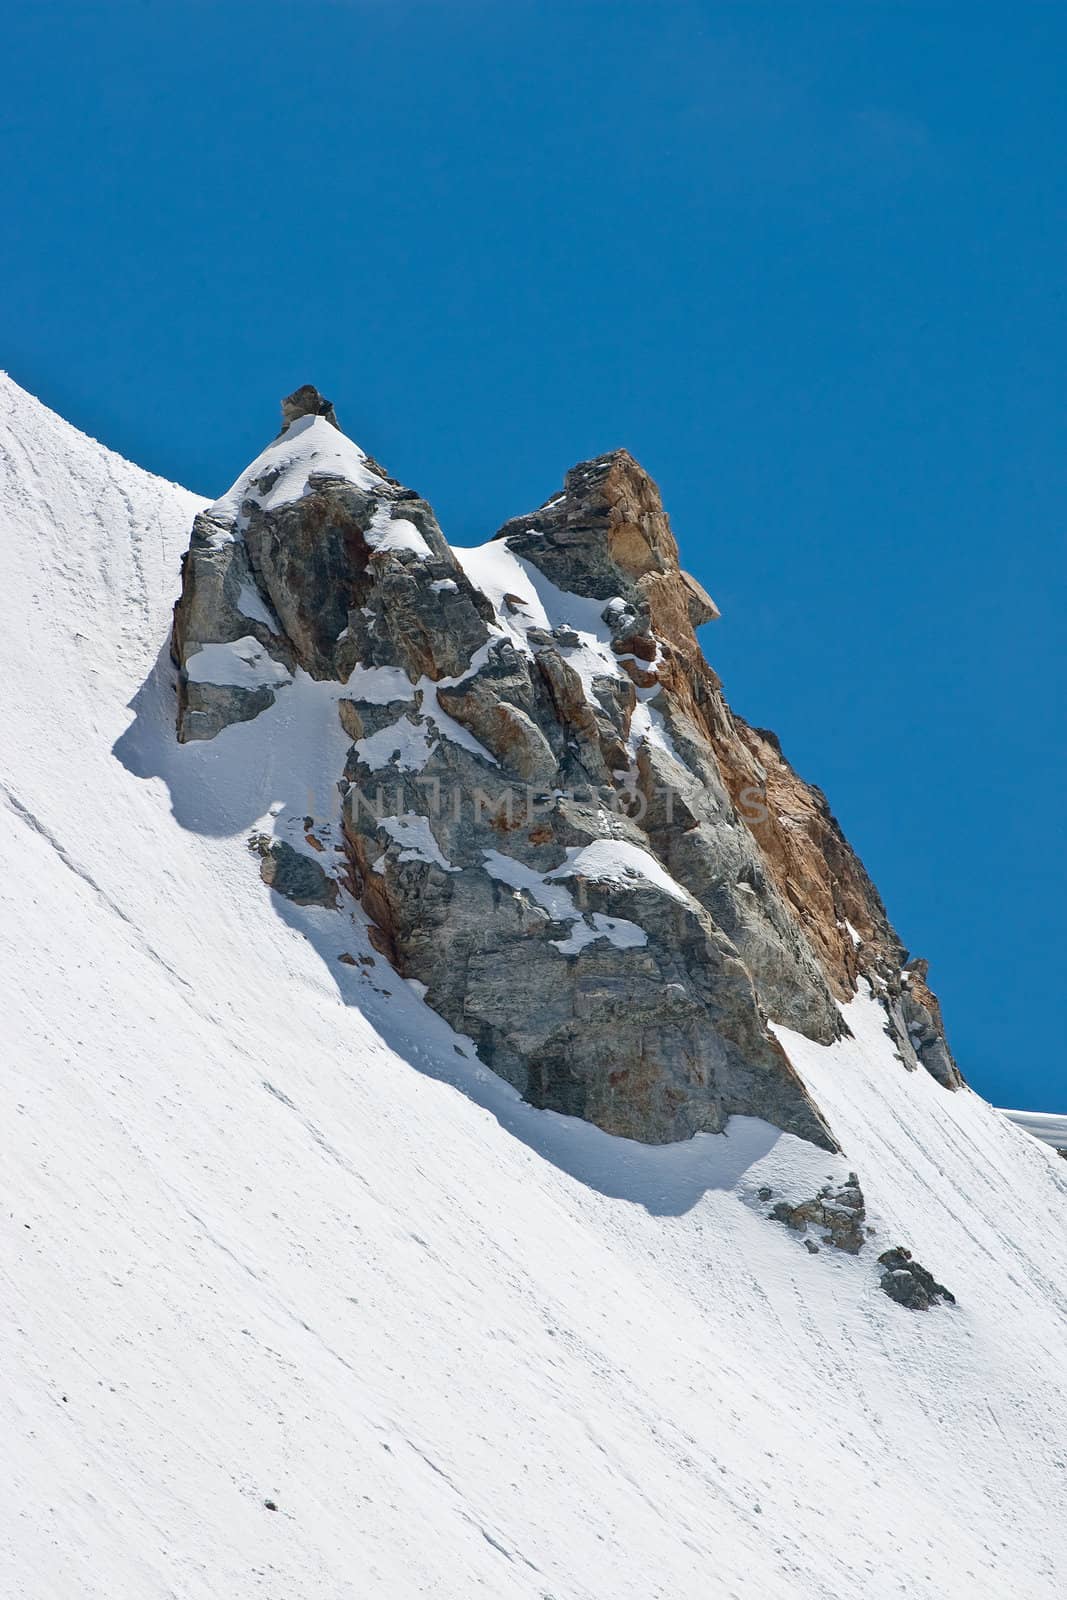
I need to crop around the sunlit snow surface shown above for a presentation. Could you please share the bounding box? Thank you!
[211,412,379,521]
[1002,1109,1067,1151]
[3,371,1067,1599]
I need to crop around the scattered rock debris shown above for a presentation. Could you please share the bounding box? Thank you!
[763,1180,955,1308]
[768,1173,867,1253]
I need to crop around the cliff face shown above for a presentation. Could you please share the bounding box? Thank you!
[172,387,960,1148]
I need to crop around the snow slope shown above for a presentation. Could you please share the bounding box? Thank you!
[1003,1109,1067,1152]
[3,372,1067,1600]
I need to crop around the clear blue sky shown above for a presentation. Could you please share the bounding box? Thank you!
[4,2,1064,1110]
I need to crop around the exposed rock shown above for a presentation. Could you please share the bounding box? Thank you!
[897,959,961,1089]
[172,393,963,1149]
[242,481,490,682]
[279,383,340,432]
[878,1247,956,1310]
[338,699,415,745]
[494,450,719,627]
[176,677,278,744]
[171,508,294,742]
[769,1174,867,1253]
[343,760,835,1146]
[249,836,338,909]
[710,722,963,1088]
[172,400,494,732]
[435,641,559,786]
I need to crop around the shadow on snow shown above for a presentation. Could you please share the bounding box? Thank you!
[113,656,783,1216]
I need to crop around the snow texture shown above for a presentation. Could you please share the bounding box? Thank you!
[184,636,293,689]
[365,504,433,560]
[379,814,458,871]
[354,716,438,774]
[211,412,378,522]
[455,537,623,697]
[236,579,282,631]
[455,536,679,769]
[482,849,649,953]
[3,371,1067,1599]
[546,838,695,905]
[1002,1109,1067,1150]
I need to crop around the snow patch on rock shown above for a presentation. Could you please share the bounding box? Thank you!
[547,838,694,906]
[211,413,378,523]
[482,848,649,952]
[380,813,458,871]
[182,636,292,690]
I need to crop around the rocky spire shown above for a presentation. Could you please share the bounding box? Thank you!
[170,394,961,1151]
[279,383,341,433]
[496,448,719,628]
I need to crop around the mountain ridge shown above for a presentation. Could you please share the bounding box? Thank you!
[3,371,1067,1600]
[171,385,959,1152]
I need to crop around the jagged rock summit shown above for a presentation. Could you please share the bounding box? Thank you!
[279,381,341,433]
[172,389,961,1148]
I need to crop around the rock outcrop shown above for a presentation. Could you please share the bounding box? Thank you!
[768,1174,869,1254]
[249,834,338,909]
[878,1247,956,1310]
[171,389,963,1147]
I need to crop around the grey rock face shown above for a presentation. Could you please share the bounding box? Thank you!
[171,394,963,1148]
[633,723,845,1045]
[767,1193,956,1306]
[240,476,491,684]
[895,960,961,1089]
[435,642,559,786]
[878,1247,955,1310]
[249,835,338,908]
[172,397,494,739]
[171,508,294,742]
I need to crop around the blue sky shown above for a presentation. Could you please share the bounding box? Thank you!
[4,2,1064,1110]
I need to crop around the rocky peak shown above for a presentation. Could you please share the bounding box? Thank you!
[171,394,494,734]
[496,448,719,631]
[279,383,341,433]
[170,393,961,1147]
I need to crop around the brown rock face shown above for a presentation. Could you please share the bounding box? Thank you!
[496,448,962,1089]
[711,718,896,1001]
[495,449,719,628]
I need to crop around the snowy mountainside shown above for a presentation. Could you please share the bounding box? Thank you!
[170,385,958,1155]
[2,371,1067,1599]
[1004,1109,1067,1154]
